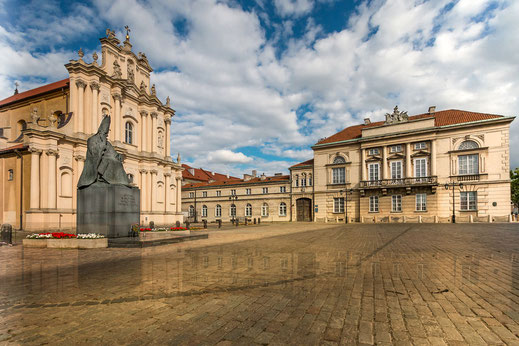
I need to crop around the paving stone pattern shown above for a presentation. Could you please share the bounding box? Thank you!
[1,223,519,345]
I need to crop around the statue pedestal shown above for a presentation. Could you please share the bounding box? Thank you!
[77,184,140,238]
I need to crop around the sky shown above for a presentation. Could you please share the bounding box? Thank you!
[0,0,518,176]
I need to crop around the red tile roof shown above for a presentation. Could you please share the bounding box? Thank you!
[0,79,70,107]
[182,164,239,183]
[184,174,290,189]
[316,109,507,145]
[0,144,27,155]
[290,159,314,169]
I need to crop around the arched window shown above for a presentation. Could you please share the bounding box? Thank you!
[202,205,208,217]
[215,204,222,217]
[295,174,299,187]
[301,173,306,187]
[189,205,195,217]
[125,122,133,144]
[230,204,236,217]
[261,203,269,217]
[333,156,346,164]
[279,202,287,216]
[458,140,479,150]
[308,174,313,186]
[157,182,164,202]
[245,203,252,217]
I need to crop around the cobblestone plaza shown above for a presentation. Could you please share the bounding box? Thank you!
[1,223,519,345]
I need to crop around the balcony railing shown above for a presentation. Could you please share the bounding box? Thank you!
[456,174,480,182]
[360,176,438,188]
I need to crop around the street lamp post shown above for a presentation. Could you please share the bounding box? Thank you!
[194,190,198,223]
[229,194,238,224]
[339,188,353,223]
[444,182,463,223]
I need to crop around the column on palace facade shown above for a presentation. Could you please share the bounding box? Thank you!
[76,80,86,133]
[29,148,41,209]
[150,170,157,212]
[113,94,122,142]
[360,148,366,181]
[150,112,157,153]
[164,172,171,213]
[382,146,388,180]
[406,143,412,178]
[140,111,148,152]
[431,140,436,176]
[166,117,172,158]
[47,150,58,209]
[139,169,147,211]
[90,82,99,133]
[70,78,78,132]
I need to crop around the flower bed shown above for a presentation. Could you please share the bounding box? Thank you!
[139,227,188,232]
[23,233,107,248]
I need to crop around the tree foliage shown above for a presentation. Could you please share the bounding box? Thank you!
[511,168,519,207]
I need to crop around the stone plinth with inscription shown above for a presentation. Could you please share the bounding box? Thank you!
[77,184,140,238]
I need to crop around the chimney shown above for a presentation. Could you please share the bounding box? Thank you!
[226,174,229,179]
[243,174,252,181]
[364,118,371,125]
[252,170,257,177]
[274,173,283,176]
[428,106,436,114]
[260,173,266,181]
[211,171,215,175]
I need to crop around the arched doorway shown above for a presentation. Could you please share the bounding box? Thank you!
[296,198,312,221]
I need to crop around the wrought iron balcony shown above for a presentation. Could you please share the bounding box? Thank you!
[360,176,438,189]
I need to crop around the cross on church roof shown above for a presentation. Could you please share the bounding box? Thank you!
[124,25,131,41]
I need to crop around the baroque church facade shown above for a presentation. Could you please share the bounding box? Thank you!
[0,29,183,230]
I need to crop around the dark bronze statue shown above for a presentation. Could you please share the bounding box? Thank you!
[78,115,130,188]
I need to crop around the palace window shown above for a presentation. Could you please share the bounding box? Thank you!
[332,167,345,184]
[279,202,287,216]
[8,169,14,181]
[189,192,194,198]
[460,191,477,211]
[263,187,268,194]
[230,189,236,195]
[390,145,402,153]
[230,204,236,217]
[125,122,134,144]
[202,191,207,197]
[202,205,208,217]
[295,175,299,187]
[333,156,346,164]
[215,204,222,217]
[414,142,426,150]
[301,174,306,186]
[262,203,269,216]
[458,140,479,150]
[333,197,344,213]
[308,174,312,186]
[368,148,379,155]
[458,154,479,175]
[368,163,380,181]
[246,188,251,195]
[245,203,252,217]
[414,158,427,178]
[369,196,379,212]
[416,194,427,211]
[189,205,195,217]
[216,190,221,196]
[390,161,402,180]
[392,195,402,212]
[280,186,286,193]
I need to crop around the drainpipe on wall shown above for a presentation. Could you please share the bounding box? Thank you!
[14,149,23,230]
[312,163,315,222]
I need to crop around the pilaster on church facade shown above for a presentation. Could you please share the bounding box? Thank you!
[0,28,183,230]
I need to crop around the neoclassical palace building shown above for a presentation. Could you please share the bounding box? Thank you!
[0,29,183,230]
[292,107,514,223]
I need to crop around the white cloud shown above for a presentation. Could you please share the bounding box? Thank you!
[207,150,253,164]
[274,0,314,17]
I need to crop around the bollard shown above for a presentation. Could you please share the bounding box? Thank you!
[217,219,222,228]
[203,220,207,229]
[1,224,13,245]
[176,221,181,228]
[254,218,256,224]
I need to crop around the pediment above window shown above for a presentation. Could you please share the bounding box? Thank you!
[410,150,430,158]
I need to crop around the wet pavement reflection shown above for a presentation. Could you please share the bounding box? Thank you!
[1,223,519,344]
